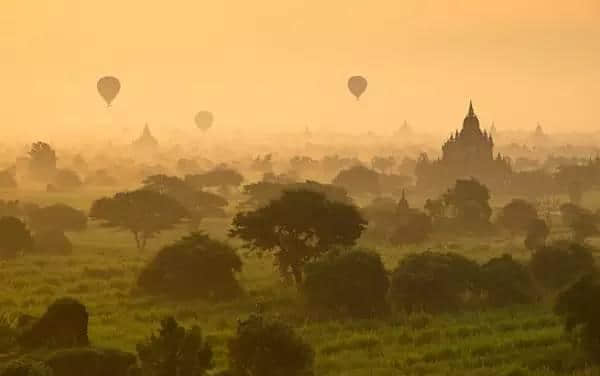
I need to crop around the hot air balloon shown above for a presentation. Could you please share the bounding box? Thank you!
[348,76,368,100]
[97,76,121,107]
[195,111,214,132]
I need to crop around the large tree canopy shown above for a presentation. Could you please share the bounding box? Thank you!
[230,189,366,284]
[89,190,188,250]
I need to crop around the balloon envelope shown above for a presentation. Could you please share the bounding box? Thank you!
[195,111,214,131]
[348,76,368,100]
[97,76,121,106]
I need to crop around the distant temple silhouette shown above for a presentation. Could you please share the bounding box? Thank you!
[132,124,159,155]
[416,101,511,191]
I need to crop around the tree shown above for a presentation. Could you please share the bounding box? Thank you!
[560,203,599,242]
[524,218,550,251]
[227,313,314,376]
[0,168,17,189]
[303,250,389,318]
[185,168,244,191]
[390,251,480,313]
[424,198,445,221]
[529,240,596,290]
[568,180,584,205]
[27,204,87,254]
[390,210,433,245]
[332,165,380,196]
[137,317,213,376]
[28,142,57,181]
[142,175,228,229]
[52,168,83,191]
[497,199,539,237]
[19,298,89,349]
[0,358,52,376]
[138,232,242,299]
[555,273,600,362]
[480,254,538,307]
[230,190,366,284]
[443,178,492,231]
[0,217,32,258]
[371,156,395,173]
[89,190,188,250]
[27,204,87,234]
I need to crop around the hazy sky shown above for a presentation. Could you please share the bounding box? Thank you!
[2,0,599,141]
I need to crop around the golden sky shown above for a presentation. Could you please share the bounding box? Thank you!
[2,0,599,141]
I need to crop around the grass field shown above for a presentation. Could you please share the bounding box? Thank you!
[0,189,599,375]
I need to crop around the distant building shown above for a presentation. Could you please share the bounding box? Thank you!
[132,124,159,155]
[416,102,511,191]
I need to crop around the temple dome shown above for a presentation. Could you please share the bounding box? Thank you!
[462,101,481,134]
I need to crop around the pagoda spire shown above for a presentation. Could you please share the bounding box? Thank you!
[468,100,475,117]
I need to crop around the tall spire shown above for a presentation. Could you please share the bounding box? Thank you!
[468,100,475,117]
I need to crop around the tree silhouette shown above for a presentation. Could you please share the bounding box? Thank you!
[90,190,187,250]
[230,189,366,284]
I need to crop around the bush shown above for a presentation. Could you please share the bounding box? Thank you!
[138,232,242,299]
[303,250,389,318]
[137,316,213,376]
[480,254,538,307]
[529,241,596,290]
[19,298,89,349]
[555,273,600,362]
[0,358,52,376]
[33,231,72,255]
[390,251,480,313]
[46,347,137,376]
[227,313,314,376]
[0,217,32,259]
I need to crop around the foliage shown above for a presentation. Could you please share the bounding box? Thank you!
[138,232,242,299]
[0,358,52,376]
[524,218,550,251]
[480,254,538,307]
[390,251,480,313]
[555,273,600,362]
[497,199,538,235]
[52,169,83,191]
[137,316,213,376]
[0,216,32,258]
[27,204,87,233]
[0,169,17,189]
[89,190,188,250]
[332,165,380,195]
[303,249,389,318]
[32,231,73,255]
[230,189,366,284]
[529,241,596,290]
[46,347,137,376]
[443,178,492,231]
[390,210,433,245]
[28,142,57,181]
[227,313,314,376]
[241,180,351,209]
[185,168,244,189]
[19,297,89,350]
[560,203,599,242]
[143,174,228,227]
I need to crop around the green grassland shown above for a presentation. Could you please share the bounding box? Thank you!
[1,189,599,375]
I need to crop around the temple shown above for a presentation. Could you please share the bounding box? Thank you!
[416,102,511,191]
[132,124,159,155]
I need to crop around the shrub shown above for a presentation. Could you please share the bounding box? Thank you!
[32,231,72,255]
[303,250,389,318]
[19,298,89,349]
[529,241,596,290]
[555,273,600,362]
[480,254,538,307]
[390,251,480,313]
[137,316,213,376]
[46,347,137,376]
[0,217,32,259]
[0,358,52,376]
[138,232,242,299]
[227,313,314,376]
